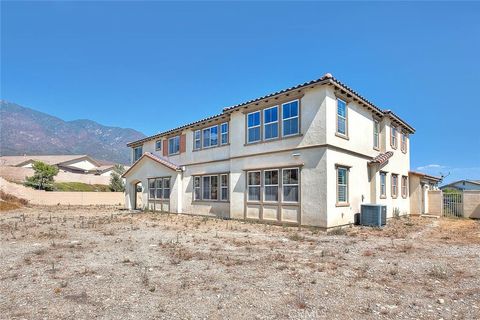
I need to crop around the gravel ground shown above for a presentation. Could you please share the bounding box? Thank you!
[1,206,479,320]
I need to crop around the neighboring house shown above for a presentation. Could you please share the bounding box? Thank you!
[0,154,119,175]
[440,180,480,191]
[123,73,415,228]
[408,171,442,215]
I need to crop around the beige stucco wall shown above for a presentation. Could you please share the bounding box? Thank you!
[0,177,123,206]
[427,190,442,215]
[463,191,480,219]
[409,174,423,215]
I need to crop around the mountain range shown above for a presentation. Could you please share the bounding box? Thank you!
[0,100,146,164]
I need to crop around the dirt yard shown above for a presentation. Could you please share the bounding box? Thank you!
[1,206,479,319]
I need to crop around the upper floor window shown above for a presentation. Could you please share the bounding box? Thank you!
[194,130,201,150]
[282,100,299,137]
[221,122,229,145]
[155,140,162,151]
[391,126,397,149]
[202,125,218,148]
[401,132,407,153]
[373,120,380,149]
[133,146,143,162]
[380,172,387,198]
[264,106,279,140]
[391,174,398,198]
[247,111,261,143]
[168,136,180,155]
[401,176,408,198]
[336,98,347,136]
[336,166,349,204]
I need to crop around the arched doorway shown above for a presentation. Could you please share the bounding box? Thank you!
[134,181,143,210]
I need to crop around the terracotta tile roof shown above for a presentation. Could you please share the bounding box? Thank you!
[122,152,181,178]
[369,151,394,165]
[127,73,415,147]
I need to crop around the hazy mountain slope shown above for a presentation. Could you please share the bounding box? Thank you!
[0,100,145,164]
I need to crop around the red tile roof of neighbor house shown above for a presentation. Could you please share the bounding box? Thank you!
[122,152,181,178]
[368,151,394,165]
[127,73,415,147]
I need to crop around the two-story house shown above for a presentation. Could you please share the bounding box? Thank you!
[123,73,415,228]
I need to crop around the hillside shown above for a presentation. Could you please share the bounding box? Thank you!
[0,100,145,164]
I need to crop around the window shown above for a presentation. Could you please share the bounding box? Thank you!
[336,98,347,136]
[194,130,201,150]
[247,111,261,143]
[220,174,228,201]
[391,126,397,149]
[202,125,218,148]
[148,177,170,200]
[401,176,408,198]
[221,123,229,145]
[282,168,299,202]
[336,166,349,204]
[401,132,407,153]
[155,140,162,151]
[247,171,261,201]
[263,106,279,140]
[133,146,143,162]
[391,174,398,198]
[380,172,387,198]
[168,136,180,155]
[282,100,299,137]
[193,176,201,200]
[193,174,227,201]
[264,170,279,202]
[373,120,380,149]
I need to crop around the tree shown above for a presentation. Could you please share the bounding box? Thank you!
[24,161,59,191]
[109,164,126,192]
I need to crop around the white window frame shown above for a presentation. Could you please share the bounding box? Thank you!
[391,174,398,198]
[263,169,279,203]
[193,130,201,150]
[373,119,380,150]
[263,106,279,141]
[247,111,261,144]
[133,146,143,162]
[220,174,229,201]
[380,172,387,198]
[282,167,299,203]
[391,126,397,149]
[155,140,162,151]
[401,132,407,153]
[336,166,349,204]
[282,100,300,137]
[193,176,201,200]
[168,136,180,155]
[202,125,219,149]
[336,98,348,136]
[247,170,261,202]
[401,176,408,198]
[220,122,229,145]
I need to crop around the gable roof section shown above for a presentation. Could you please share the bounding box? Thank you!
[440,179,480,189]
[122,152,182,178]
[409,171,442,182]
[127,73,415,147]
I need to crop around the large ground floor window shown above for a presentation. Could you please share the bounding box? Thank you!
[193,173,229,201]
[148,177,170,200]
[247,167,299,203]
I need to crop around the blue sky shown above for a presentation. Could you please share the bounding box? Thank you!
[1,1,479,183]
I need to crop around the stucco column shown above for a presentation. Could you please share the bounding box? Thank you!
[369,165,378,204]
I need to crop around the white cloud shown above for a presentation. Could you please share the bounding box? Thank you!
[415,164,445,171]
